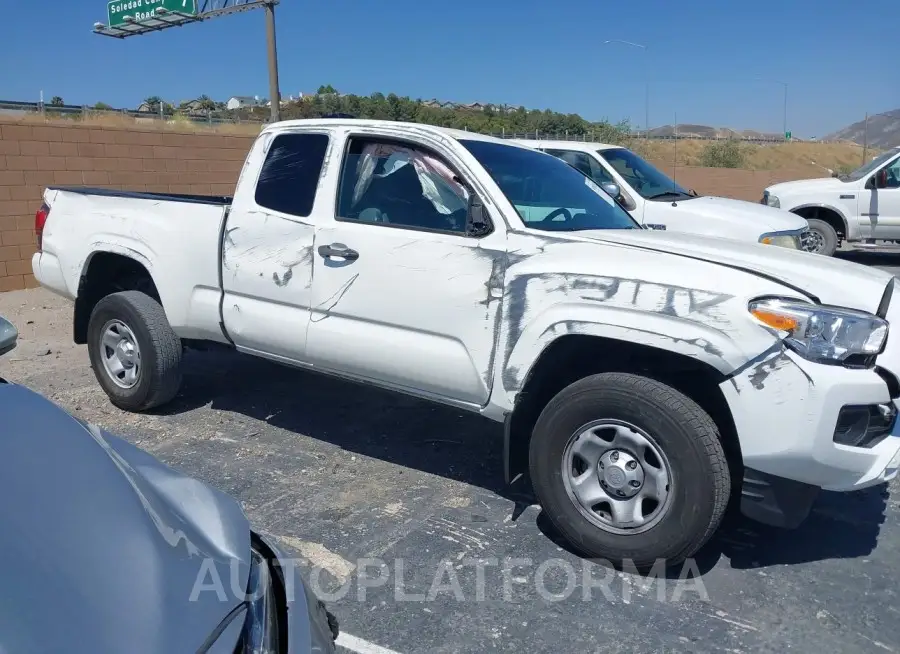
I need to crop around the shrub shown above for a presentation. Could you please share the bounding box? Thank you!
[700,139,747,168]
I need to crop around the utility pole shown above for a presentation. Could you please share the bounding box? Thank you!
[782,82,788,141]
[863,112,869,164]
[265,1,281,123]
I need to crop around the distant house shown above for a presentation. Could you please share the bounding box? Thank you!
[226,95,265,110]
[461,102,486,111]
[422,99,443,109]
[179,99,206,115]
[136,102,155,113]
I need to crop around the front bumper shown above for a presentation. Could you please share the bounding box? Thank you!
[255,533,337,654]
[721,347,900,494]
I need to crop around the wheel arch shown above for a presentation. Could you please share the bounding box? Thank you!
[74,250,161,344]
[789,203,850,239]
[503,333,743,489]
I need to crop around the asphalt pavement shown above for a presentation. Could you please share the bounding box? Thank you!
[2,254,900,654]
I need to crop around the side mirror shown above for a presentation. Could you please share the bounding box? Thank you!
[466,193,493,237]
[0,316,18,356]
[600,181,621,199]
[875,169,889,189]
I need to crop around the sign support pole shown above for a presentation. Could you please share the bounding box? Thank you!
[265,0,280,123]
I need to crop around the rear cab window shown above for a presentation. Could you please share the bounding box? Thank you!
[255,133,330,217]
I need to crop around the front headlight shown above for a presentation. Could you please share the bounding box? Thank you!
[759,231,800,249]
[749,297,888,365]
[762,191,780,208]
[240,549,280,654]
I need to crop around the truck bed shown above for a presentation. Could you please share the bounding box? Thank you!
[36,185,232,345]
[48,186,233,206]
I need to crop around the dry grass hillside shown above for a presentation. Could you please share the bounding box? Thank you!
[633,139,874,173]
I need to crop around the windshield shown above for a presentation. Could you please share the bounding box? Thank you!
[598,148,692,200]
[843,148,900,182]
[459,140,639,232]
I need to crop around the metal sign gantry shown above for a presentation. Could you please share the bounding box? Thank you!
[92,0,282,121]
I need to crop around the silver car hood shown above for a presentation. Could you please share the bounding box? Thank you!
[0,381,251,654]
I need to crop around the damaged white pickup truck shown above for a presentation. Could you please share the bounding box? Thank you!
[32,119,900,567]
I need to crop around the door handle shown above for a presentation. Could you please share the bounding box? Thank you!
[317,243,359,261]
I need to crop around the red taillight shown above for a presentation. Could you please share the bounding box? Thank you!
[35,203,49,252]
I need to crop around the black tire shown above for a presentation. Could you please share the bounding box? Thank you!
[805,218,838,256]
[529,372,730,568]
[87,291,182,412]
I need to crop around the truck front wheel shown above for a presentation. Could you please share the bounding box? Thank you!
[87,291,183,412]
[529,372,730,569]
[804,218,839,256]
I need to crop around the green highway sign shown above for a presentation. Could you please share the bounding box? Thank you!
[107,0,197,28]
[785,131,792,140]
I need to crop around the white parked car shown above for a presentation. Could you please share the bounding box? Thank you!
[512,139,811,248]
[764,146,900,256]
[32,119,900,568]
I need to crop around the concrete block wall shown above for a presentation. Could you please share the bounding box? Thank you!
[0,119,255,291]
[0,118,818,292]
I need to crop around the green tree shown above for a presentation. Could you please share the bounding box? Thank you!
[50,96,64,106]
[143,96,162,112]
[700,139,747,168]
[93,102,114,110]
[277,85,631,143]
[197,95,217,112]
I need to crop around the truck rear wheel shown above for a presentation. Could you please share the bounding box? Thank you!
[529,372,730,568]
[87,291,183,412]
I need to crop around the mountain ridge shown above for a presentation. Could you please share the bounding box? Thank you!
[824,110,900,149]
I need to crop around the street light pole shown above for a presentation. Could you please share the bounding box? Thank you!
[603,39,648,135]
[264,0,281,123]
[779,81,788,140]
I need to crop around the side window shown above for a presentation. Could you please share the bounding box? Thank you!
[255,133,329,217]
[587,157,615,185]
[546,149,614,186]
[886,158,900,189]
[545,149,592,178]
[337,138,470,234]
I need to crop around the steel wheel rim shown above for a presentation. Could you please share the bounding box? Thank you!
[806,228,825,253]
[561,419,673,535]
[99,319,142,389]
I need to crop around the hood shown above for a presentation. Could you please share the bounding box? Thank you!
[679,195,808,233]
[766,177,846,195]
[0,381,252,654]
[573,228,893,314]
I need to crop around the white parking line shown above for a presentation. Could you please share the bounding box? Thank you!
[337,632,404,654]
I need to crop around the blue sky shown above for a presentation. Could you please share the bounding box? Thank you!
[1,0,896,137]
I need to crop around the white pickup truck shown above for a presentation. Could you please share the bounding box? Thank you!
[512,138,812,248]
[764,146,900,256]
[32,119,900,567]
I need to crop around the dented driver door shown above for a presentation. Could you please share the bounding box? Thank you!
[305,135,508,407]
[220,131,330,361]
